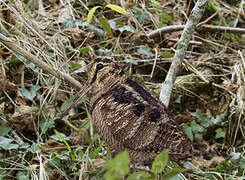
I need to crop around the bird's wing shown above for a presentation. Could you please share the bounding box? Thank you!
[100,78,192,156]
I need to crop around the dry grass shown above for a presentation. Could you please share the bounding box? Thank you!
[0,0,245,179]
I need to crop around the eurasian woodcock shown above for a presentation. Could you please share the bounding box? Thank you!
[61,58,193,164]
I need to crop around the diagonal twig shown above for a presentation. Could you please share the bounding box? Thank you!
[159,0,208,107]
[0,34,83,90]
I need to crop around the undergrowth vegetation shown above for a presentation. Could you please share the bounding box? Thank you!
[0,0,245,179]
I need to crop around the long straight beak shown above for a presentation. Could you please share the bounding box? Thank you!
[59,81,92,119]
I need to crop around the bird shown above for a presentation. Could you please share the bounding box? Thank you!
[61,58,193,164]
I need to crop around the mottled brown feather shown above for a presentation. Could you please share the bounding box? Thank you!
[86,58,193,164]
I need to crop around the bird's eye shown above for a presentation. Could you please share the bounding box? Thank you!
[96,63,104,70]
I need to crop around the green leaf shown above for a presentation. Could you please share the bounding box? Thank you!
[157,13,172,24]
[118,25,134,33]
[54,130,74,159]
[161,168,185,180]
[51,133,70,143]
[0,123,11,136]
[134,11,150,24]
[80,47,90,54]
[190,121,204,132]
[239,158,245,169]
[30,143,41,153]
[137,47,153,57]
[17,171,29,180]
[99,17,112,34]
[26,62,40,73]
[182,125,194,142]
[195,133,203,141]
[0,170,7,179]
[105,4,127,15]
[194,81,206,87]
[21,142,30,149]
[19,85,41,101]
[87,6,101,23]
[158,22,167,28]
[90,142,104,159]
[191,109,212,128]
[104,151,130,180]
[19,88,31,100]
[70,62,82,69]
[9,54,25,64]
[108,20,117,30]
[127,171,151,180]
[161,51,174,58]
[215,128,225,139]
[40,117,56,134]
[61,18,75,29]
[0,136,19,150]
[151,0,160,8]
[152,149,169,175]
[87,24,104,37]
[97,48,111,55]
[174,95,182,104]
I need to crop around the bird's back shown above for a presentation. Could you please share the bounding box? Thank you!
[88,64,193,164]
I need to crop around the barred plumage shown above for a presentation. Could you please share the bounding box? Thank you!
[62,58,193,164]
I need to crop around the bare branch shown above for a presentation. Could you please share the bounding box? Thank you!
[159,0,208,107]
[148,24,245,39]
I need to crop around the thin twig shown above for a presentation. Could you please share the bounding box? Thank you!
[160,0,208,107]
[0,34,83,90]
[197,12,218,26]
[147,24,245,39]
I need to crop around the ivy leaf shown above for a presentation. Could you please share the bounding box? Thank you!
[195,133,203,141]
[30,143,41,153]
[183,125,194,142]
[87,24,104,37]
[137,47,153,57]
[215,128,225,139]
[108,20,117,30]
[191,109,212,128]
[104,151,130,180]
[174,95,182,104]
[40,117,56,134]
[152,149,169,175]
[87,6,101,23]
[190,121,204,133]
[17,171,29,180]
[0,136,19,150]
[105,4,127,15]
[19,85,41,101]
[134,11,149,24]
[26,62,39,73]
[239,158,245,169]
[0,123,11,136]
